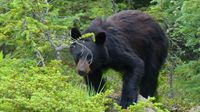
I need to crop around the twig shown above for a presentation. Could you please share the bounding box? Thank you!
[169,65,174,99]
[22,18,27,32]
[46,30,69,60]
[42,1,69,60]
[128,0,133,5]
[111,0,117,13]
[36,48,45,67]
[46,30,57,48]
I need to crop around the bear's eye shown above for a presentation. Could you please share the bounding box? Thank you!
[75,54,81,64]
[87,54,92,60]
[71,45,75,48]
[77,52,83,59]
[70,44,76,49]
[87,54,93,64]
[77,54,80,59]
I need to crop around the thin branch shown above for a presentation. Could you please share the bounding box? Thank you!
[45,0,49,15]
[111,0,117,13]
[36,48,45,67]
[169,65,174,99]
[22,18,27,32]
[128,0,133,5]
[46,30,69,60]
[56,45,68,51]
[46,30,57,48]
[42,1,69,60]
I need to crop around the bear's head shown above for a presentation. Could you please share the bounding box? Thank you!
[70,28,109,76]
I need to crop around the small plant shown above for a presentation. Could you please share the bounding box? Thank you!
[115,97,169,112]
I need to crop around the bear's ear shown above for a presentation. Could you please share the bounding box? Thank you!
[71,28,81,40]
[95,32,106,45]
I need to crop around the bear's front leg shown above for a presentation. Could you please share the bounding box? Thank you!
[120,60,144,109]
[84,69,106,93]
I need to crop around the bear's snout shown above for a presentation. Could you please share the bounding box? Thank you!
[78,70,87,76]
[76,59,90,76]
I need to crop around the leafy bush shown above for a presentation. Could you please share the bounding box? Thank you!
[115,97,169,112]
[148,0,200,60]
[174,60,200,105]
[0,58,112,112]
[147,0,200,111]
[0,0,114,63]
[154,60,200,111]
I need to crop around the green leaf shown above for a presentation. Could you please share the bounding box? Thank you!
[0,51,3,62]
[81,33,96,42]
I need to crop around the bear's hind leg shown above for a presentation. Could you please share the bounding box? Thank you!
[139,65,159,98]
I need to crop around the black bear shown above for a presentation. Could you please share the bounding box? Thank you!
[70,10,168,109]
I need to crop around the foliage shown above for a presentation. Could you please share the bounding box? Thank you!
[0,0,114,62]
[148,0,200,60]
[174,60,200,104]
[0,58,112,112]
[0,0,70,60]
[147,0,200,111]
[51,0,113,29]
[155,59,200,111]
[115,97,169,112]
[81,33,96,42]
[115,0,151,9]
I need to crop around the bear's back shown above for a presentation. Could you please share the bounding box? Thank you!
[84,10,167,60]
[107,10,162,42]
[107,10,168,62]
[107,10,151,26]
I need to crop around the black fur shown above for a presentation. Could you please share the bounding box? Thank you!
[70,10,168,109]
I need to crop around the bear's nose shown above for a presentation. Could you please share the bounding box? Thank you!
[78,70,87,76]
[76,59,90,76]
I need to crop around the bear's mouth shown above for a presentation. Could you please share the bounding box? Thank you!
[76,59,91,76]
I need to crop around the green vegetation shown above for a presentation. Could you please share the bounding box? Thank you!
[0,58,112,112]
[0,0,199,111]
[115,98,169,112]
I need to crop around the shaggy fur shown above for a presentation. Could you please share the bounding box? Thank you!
[70,10,168,109]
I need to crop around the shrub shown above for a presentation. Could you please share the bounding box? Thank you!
[115,97,169,112]
[0,58,112,112]
[174,60,200,105]
[148,0,200,60]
